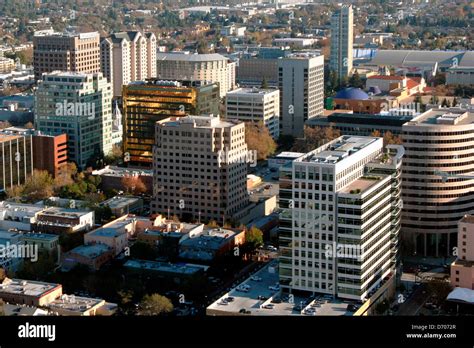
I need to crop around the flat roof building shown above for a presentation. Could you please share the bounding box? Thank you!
[152,115,249,222]
[33,30,100,81]
[401,107,474,256]
[279,136,402,301]
[451,216,474,290]
[123,79,220,167]
[226,88,280,139]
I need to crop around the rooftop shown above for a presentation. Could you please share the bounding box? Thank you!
[207,261,353,316]
[0,278,61,298]
[92,165,152,177]
[101,196,142,210]
[460,215,474,224]
[339,176,386,195]
[404,108,474,127]
[156,52,229,62]
[86,227,124,239]
[297,136,379,165]
[39,207,91,219]
[47,294,104,313]
[124,259,208,275]
[226,87,279,96]
[68,244,111,259]
[158,115,238,129]
[19,232,58,241]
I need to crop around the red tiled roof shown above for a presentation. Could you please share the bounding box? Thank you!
[406,79,419,90]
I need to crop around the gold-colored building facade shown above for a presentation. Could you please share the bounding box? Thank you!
[123,80,219,167]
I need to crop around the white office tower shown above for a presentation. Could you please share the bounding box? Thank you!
[278,53,324,137]
[330,4,354,80]
[35,72,113,169]
[278,136,403,301]
[225,88,280,139]
[100,31,157,97]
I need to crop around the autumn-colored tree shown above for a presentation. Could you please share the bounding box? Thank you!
[24,122,34,129]
[7,170,55,202]
[121,175,147,195]
[0,121,11,129]
[245,121,277,161]
[54,162,78,190]
[292,126,341,152]
[137,294,173,316]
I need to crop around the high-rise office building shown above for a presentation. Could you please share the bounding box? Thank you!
[100,31,157,97]
[401,108,474,257]
[35,72,113,169]
[278,53,325,137]
[329,4,353,80]
[156,52,236,97]
[279,136,403,301]
[225,88,280,139]
[0,134,33,192]
[122,79,220,167]
[152,115,249,222]
[33,29,100,81]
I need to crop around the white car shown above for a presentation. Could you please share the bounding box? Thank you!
[218,300,228,306]
[268,285,280,291]
[250,276,262,281]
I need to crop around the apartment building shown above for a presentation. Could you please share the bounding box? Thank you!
[329,4,353,80]
[152,115,249,222]
[278,53,325,137]
[33,29,100,81]
[401,108,474,257]
[225,87,280,139]
[279,136,402,301]
[100,31,157,97]
[156,52,236,97]
[0,134,33,192]
[35,72,113,169]
[451,215,474,290]
[123,79,219,167]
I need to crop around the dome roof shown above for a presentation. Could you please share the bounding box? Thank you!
[335,87,369,100]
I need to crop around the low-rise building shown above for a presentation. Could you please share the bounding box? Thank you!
[179,227,245,263]
[0,277,62,307]
[32,207,94,234]
[62,244,114,271]
[101,196,143,217]
[47,294,117,316]
[84,227,128,256]
[124,259,207,284]
[91,166,153,195]
[19,232,59,253]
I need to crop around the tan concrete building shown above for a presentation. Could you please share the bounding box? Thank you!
[402,108,474,256]
[225,87,280,139]
[0,56,15,73]
[33,30,100,81]
[156,52,236,97]
[152,115,249,222]
[451,215,474,290]
[100,31,157,97]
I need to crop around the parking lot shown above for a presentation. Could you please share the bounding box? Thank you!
[207,261,352,316]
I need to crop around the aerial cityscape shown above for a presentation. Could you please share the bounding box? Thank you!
[0,0,473,345]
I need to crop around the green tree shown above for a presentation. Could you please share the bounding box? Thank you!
[137,294,174,316]
[246,226,263,248]
[261,76,269,89]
